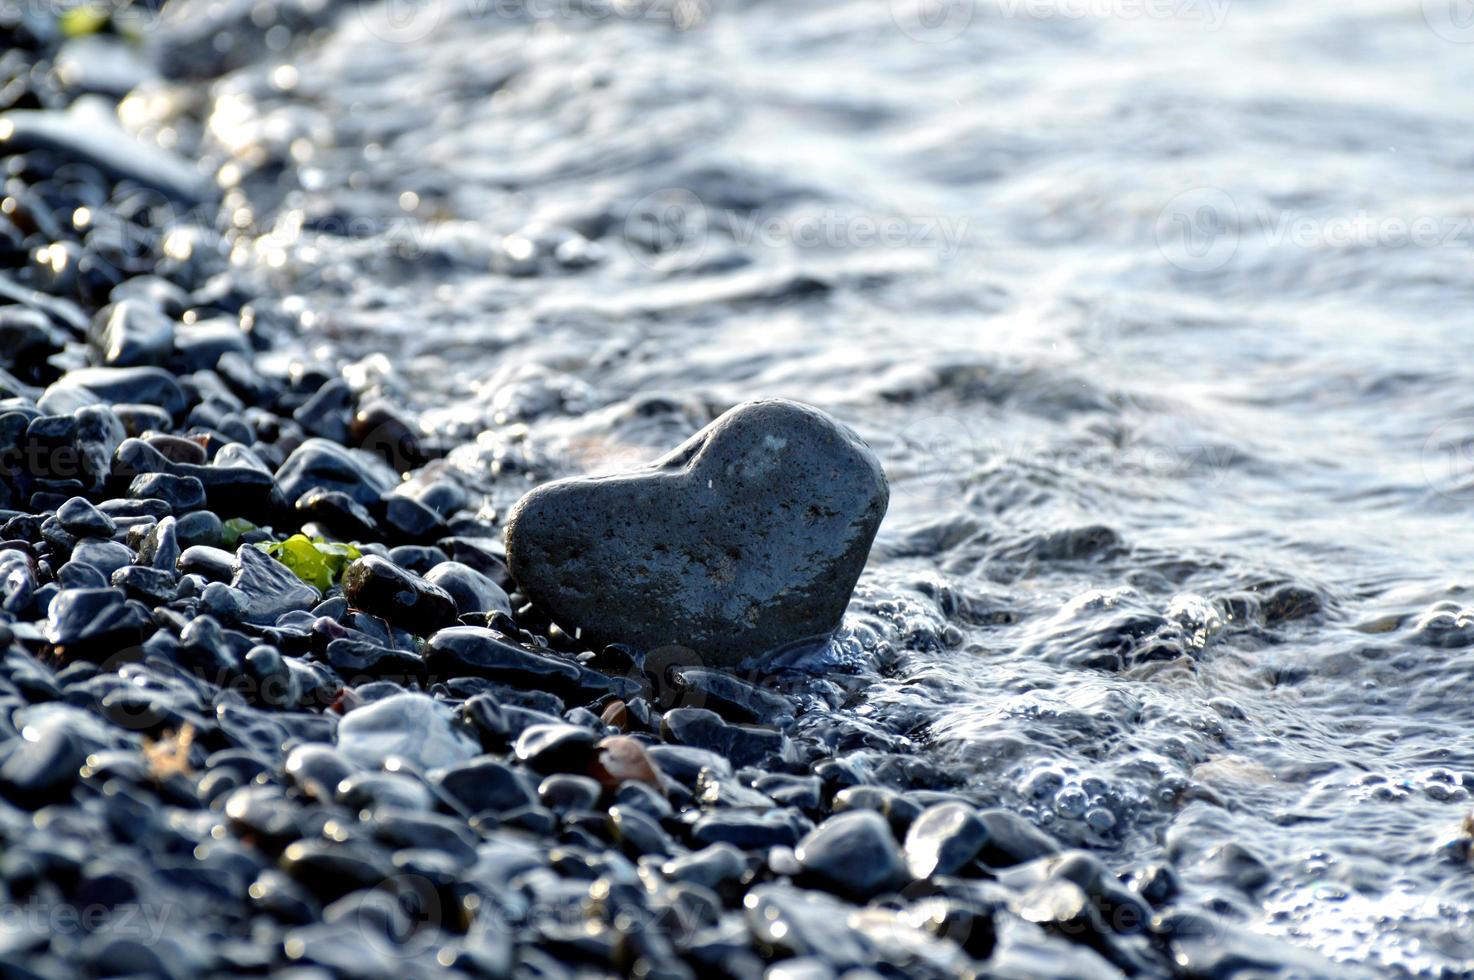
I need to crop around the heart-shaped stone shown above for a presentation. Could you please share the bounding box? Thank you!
[504,398,888,667]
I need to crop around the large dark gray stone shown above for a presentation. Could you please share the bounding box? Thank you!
[504,399,888,667]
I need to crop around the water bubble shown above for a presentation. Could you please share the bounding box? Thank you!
[1021,766,1066,800]
[1053,786,1088,819]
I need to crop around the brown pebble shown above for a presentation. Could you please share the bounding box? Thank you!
[143,433,208,465]
[328,687,363,715]
[589,735,664,793]
[600,700,629,731]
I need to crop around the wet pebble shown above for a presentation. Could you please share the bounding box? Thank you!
[48,366,186,420]
[111,565,177,603]
[275,438,396,508]
[341,555,458,636]
[425,625,582,693]
[744,884,875,967]
[666,665,796,723]
[691,808,812,849]
[589,735,665,793]
[514,722,597,774]
[92,299,172,368]
[0,719,87,806]
[323,638,424,682]
[423,560,511,618]
[539,773,602,812]
[335,692,478,770]
[795,810,908,901]
[609,804,676,858]
[54,496,113,537]
[433,757,535,815]
[177,544,233,580]
[904,802,989,879]
[69,536,134,577]
[661,707,789,768]
[127,472,205,512]
[978,808,1061,867]
[44,586,149,662]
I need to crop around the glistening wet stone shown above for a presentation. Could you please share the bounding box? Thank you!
[127,472,206,513]
[92,299,173,368]
[55,497,114,538]
[690,808,812,849]
[0,720,87,806]
[425,625,582,694]
[44,587,149,662]
[433,757,535,814]
[423,560,511,618]
[335,692,479,770]
[513,722,597,774]
[661,707,790,768]
[341,555,458,636]
[228,545,320,625]
[743,884,875,967]
[905,802,990,879]
[275,438,397,508]
[47,367,187,420]
[794,810,908,902]
[504,399,888,666]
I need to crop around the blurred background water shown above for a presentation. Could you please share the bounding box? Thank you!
[115,0,1474,971]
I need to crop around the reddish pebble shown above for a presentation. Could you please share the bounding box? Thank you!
[328,687,363,714]
[589,735,663,792]
[600,700,629,731]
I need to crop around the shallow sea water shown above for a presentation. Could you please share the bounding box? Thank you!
[138,0,1474,972]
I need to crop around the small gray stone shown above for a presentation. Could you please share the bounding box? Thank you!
[504,399,888,666]
[794,810,908,901]
[55,497,115,538]
[424,560,511,618]
[48,367,187,421]
[92,300,173,368]
[275,438,398,508]
[743,884,876,967]
[229,545,320,625]
[977,808,1060,867]
[904,802,989,879]
[342,555,457,636]
[70,538,135,578]
[336,692,479,770]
